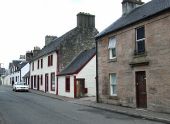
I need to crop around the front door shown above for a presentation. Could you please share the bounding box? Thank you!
[45,74,48,92]
[76,79,85,98]
[136,71,147,108]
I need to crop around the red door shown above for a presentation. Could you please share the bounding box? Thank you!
[45,74,48,92]
[136,71,147,108]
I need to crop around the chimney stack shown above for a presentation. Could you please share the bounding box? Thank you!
[19,55,26,60]
[122,0,144,15]
[77,12,95,28]
[33,46,41,57]
[45,35,57,46]
[26,51,33,62]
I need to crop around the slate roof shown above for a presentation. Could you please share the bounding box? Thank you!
[12,60,22,67]
[17,61,28,71]
[96,0,170,39]
[31,27,84,61]
[10,60,28,72]
[58,47,96,76]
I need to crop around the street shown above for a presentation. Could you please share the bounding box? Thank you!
[0,86,165,124]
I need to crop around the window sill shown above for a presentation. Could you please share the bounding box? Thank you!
[66,90,70,92]
[108,57,117,63]
[133,52,147,58]
[109,95,118,100]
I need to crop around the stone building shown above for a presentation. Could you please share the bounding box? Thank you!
[96,0,170,113]
[29,12,98,96]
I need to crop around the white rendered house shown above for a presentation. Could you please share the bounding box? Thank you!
[30,51,57,94]
[58,48,96,98]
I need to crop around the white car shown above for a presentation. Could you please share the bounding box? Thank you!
[13,82,29,92]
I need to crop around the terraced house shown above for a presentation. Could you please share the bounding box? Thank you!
[30,12,98,97]
[9,58,29,85]
[96,0,170,113]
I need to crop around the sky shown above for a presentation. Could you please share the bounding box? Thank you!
[0,0,150,69]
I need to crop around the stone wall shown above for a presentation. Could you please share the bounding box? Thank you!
[58,27,98,72]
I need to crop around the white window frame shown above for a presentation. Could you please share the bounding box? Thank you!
[110,73,117,96]
[135,26,145,54]
[108,37,116,59]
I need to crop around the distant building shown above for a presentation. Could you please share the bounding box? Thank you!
[0,67,5,85]
[8,57,29,85]
[96,0,170,113]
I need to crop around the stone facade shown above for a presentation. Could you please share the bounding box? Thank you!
[58,28,97,71]
[58,13,98,72]
[97,11,170,113]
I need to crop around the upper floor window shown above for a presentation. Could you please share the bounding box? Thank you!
[110,73,117,96]
[108,37,116,59]
[135,26,145,54]
[32,62,34,71]
[48,55,53,66]
[37,60,39,69]
[41,59,43,68]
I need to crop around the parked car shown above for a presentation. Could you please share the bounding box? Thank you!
[13,82,29,92]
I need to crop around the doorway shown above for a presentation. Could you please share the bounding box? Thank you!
[45,74,48,92]
[76,79,85,98]
[136,71,147,108]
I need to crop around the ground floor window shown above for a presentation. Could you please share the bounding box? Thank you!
[34,75,36,88]
[65,76,70,92]
[41,75,43,85]
[51,73,55,91]
[110,73,117,96]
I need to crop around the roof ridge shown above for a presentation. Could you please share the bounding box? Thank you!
[96,0,170,39]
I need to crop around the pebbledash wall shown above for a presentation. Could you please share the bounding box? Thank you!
[58,56,96,98]
[97,11,170,113]
[30,52,57,94]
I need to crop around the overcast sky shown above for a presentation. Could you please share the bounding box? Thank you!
[0,0,150,69]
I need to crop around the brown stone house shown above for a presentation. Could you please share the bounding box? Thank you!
[96,0,170,113]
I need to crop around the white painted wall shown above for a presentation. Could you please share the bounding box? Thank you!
[58,55,96,98]
[77,55,96,96]
[3,75,10,85]
[58,75,75,98]
[30,52,57,94]
[10,71,20,83]
[21,63,29,82]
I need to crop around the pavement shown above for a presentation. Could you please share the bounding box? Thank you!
[29,89,170,124]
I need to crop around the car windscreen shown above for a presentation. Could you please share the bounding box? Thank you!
[17,82,26,85]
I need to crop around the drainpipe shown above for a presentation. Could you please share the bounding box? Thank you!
[96,39,99,103]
